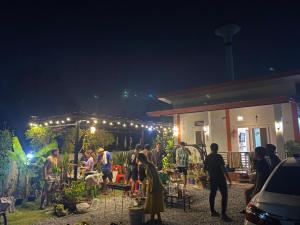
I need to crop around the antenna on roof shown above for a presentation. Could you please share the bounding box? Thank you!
[215,24,241,81]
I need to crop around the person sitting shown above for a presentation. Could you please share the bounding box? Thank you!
[265,144,281,171]
[81,150,95,176]
[137,153,164,224]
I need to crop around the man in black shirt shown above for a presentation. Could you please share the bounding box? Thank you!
[126,144,142,194]
[265,144,281,171]
[152,142,166,171]
[204,143,232,222]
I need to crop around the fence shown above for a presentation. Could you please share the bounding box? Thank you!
[219,151,255,172]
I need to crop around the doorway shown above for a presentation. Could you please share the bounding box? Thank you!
[195,131,205,145]
[252,127,268,149]
[238,128,250,152]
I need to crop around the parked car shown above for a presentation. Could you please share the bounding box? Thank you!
[245,155,300,225]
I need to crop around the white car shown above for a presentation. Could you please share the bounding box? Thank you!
[245,156,300,225]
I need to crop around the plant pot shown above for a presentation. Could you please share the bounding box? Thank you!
[63,197,77,212]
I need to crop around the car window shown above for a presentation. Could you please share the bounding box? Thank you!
[265,165,300,196]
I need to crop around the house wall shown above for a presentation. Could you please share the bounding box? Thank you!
[175,103,296,159]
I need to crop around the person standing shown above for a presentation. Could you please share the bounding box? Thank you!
[176,142,190,187]
[152,142,166,171]
[141,144,153,163]
[126,144,142,194]
[242,146,272,214]
[97,148,113,186]
[204,143,232,222]
[251,146,271,197]
[265,144,281,171]
[137,153,164,224]
[40,148,60,209]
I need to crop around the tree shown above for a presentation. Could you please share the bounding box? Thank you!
[83,129,115,150]
[0,130,12,195]
[8,136,58,198]
[25,126,55,151]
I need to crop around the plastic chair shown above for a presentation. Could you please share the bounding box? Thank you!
[112,165,126,183]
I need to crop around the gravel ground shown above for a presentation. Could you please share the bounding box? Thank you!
[34,184,249,225]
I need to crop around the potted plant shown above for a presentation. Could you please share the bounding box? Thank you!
[63,181,86,212]
[198,168,208,189]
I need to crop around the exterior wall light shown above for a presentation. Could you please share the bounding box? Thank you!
[237,116,244,121]
[275,121,283,133]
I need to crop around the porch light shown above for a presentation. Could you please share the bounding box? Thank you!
[203,125,210,135]
[275,121,283,133]
[173,126,179,137]
[237,116,244,121]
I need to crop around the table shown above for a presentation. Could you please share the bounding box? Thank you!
[165,194,191,211]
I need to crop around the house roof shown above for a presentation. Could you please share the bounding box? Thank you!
[158,71,300,101]
[147,96,291,117]
[148,71,300,117]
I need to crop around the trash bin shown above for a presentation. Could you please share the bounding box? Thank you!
[129,206,144,225]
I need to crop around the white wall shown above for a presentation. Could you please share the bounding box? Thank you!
[209,110,227,152]
[175,103,296,158]
[179,111,208,145]
[230,105,276,152]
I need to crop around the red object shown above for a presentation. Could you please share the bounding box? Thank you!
[112,165,126,183]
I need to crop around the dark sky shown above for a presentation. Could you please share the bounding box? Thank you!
[1,1,300,132]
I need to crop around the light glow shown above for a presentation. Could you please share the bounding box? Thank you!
[90,126,96,134]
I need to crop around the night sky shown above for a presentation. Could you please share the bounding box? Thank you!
[1,1,300,133]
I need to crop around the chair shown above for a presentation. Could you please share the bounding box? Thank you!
[112,165,126,183]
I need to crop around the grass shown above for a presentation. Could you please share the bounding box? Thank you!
[7,202,53,225]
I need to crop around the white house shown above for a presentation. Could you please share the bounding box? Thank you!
[148,73,300,167]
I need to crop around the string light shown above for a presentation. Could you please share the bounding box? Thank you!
[32,116,174,134]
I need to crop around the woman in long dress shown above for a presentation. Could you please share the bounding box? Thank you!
[137,153,164,223]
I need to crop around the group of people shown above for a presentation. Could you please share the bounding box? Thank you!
[204,143,281,222]
[40,141,281,224]
[80,148,113,186]
[40,147,113,209]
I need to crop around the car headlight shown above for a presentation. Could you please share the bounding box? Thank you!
[245,203,281,225]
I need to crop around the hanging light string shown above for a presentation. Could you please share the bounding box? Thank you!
[29,116,174,133]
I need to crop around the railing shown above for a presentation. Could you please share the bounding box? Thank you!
[219,151,255,172]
